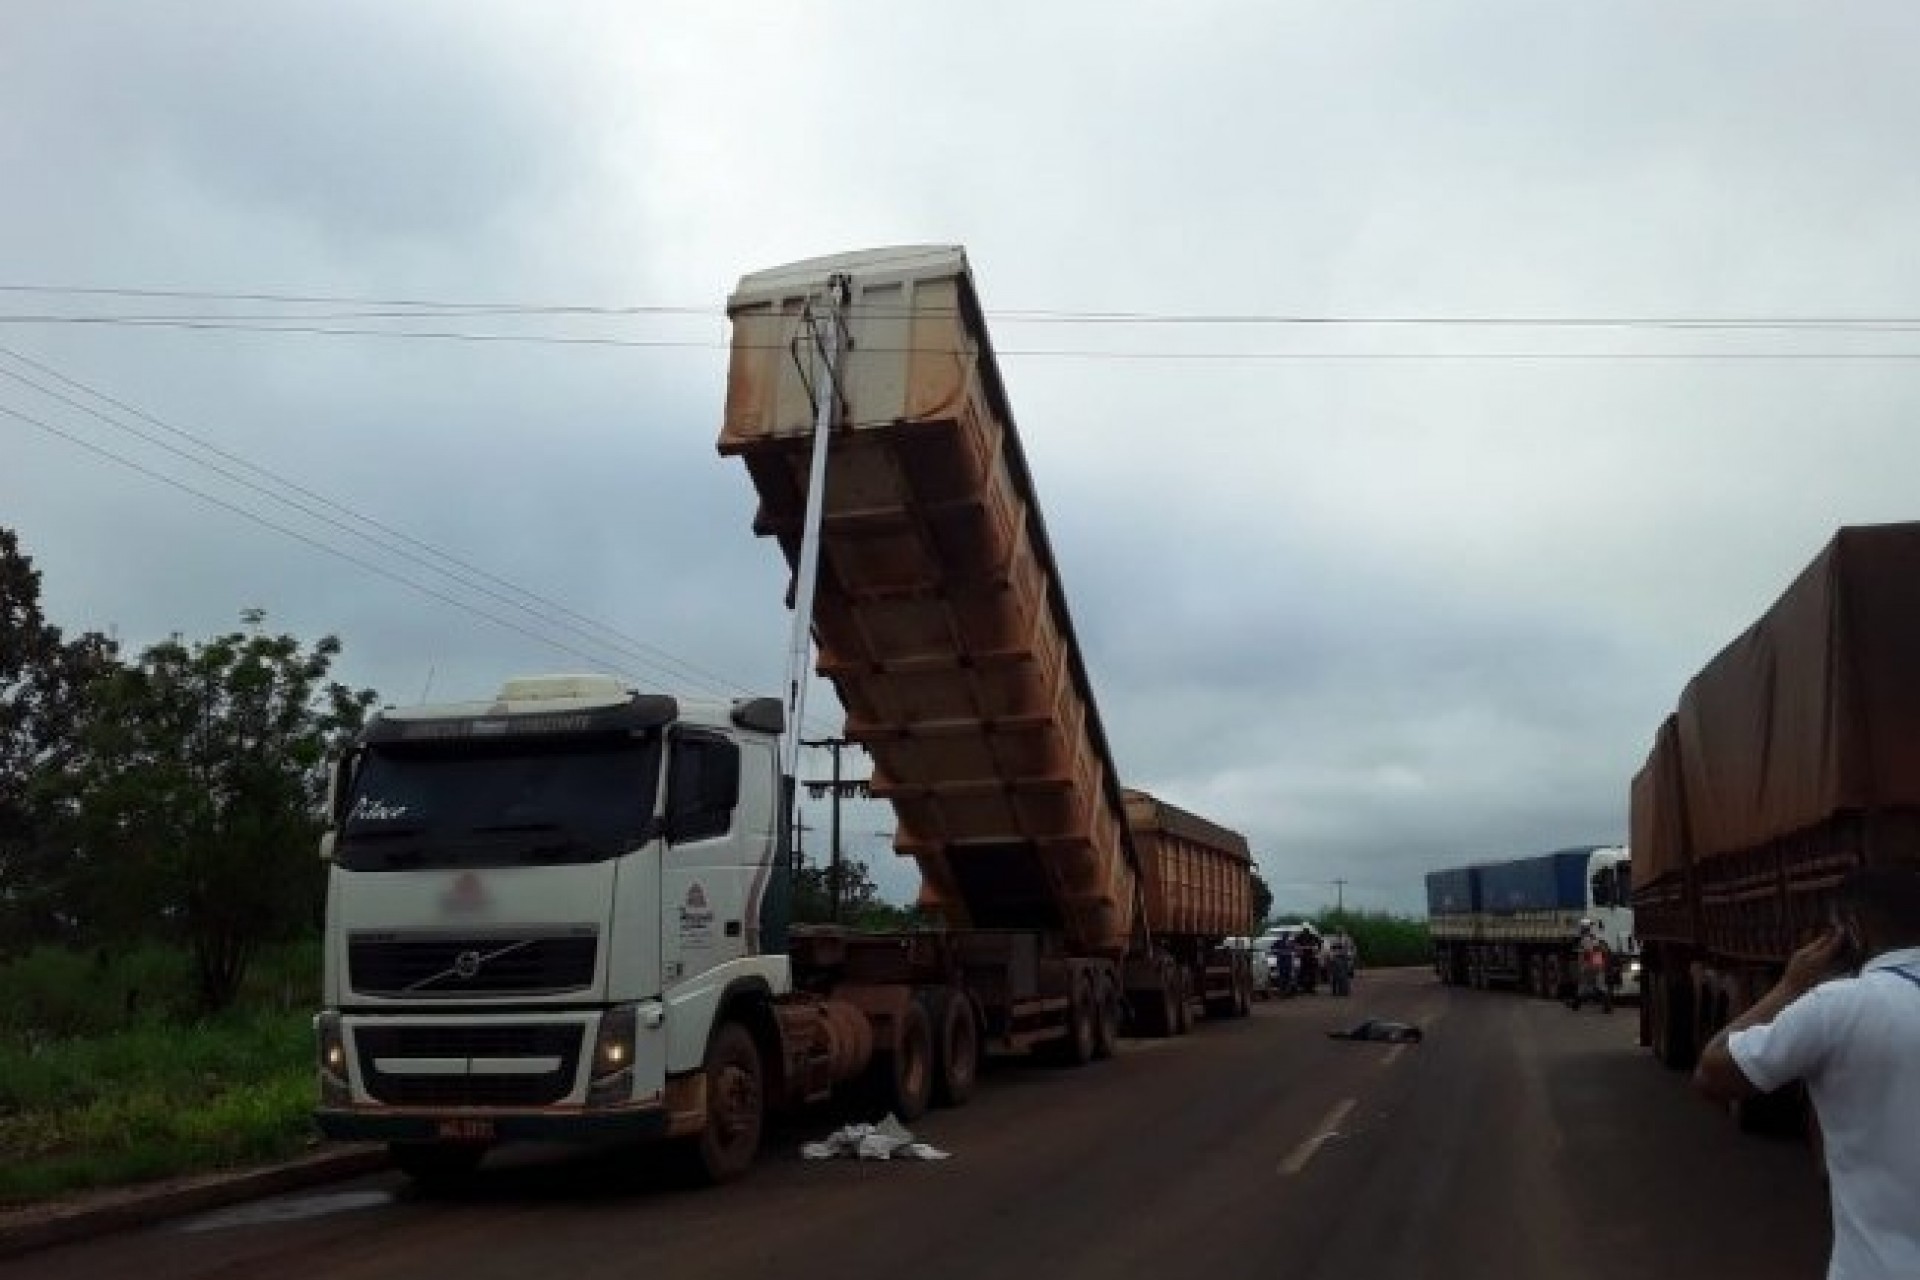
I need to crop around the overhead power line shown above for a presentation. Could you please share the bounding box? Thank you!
[1,348,843,734]
[8,314,1920,360]
[8,282,1920,329]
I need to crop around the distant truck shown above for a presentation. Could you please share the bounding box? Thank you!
[1632,524,1920,1096]
[313,247,1253,1185]
[1426,846,1639,999]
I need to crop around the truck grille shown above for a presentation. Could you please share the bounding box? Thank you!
[348,932,598,997]
[355,1023,584,1107]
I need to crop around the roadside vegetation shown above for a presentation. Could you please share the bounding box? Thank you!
[2,527,371,1205]
[1268,905,1433,968]
[0,943,317,1205]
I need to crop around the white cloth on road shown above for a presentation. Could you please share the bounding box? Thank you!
[801,1113,951,1162]
[1729,946,1920,1280]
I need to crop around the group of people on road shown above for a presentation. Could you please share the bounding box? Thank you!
[1266,929,1356,998]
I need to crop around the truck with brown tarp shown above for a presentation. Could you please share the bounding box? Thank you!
[1632,524,1920,1114]
[315,246,1254,1186]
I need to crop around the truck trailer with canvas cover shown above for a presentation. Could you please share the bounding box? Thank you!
[1633,523,1920,1094]
[314,247,1254,1184]
[1426,846,1638,999]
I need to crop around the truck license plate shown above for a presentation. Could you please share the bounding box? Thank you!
[437,1118,494,1142]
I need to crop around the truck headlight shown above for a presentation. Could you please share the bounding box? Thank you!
[587,1005,638,1107]
[315,1012,351,1106]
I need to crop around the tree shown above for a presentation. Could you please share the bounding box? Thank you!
[58,618,376,1011]
[0,528,120,951]
[1249,866,1274,932]
[789,855,920,930]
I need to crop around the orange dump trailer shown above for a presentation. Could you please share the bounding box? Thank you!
[720,245,1253,1045]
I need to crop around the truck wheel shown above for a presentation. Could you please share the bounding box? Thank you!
[1172,970,1193,1036]
[1045,972,1098,1066]
[867,1000,934,1120]
[683,1020,764,1184]
[389,1141,485,1191]
[921,988,979,1107]
[1233,965,1252,1017]
[1092,974,1120,1059]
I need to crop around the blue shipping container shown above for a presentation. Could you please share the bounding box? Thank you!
[1477,848,1595,915]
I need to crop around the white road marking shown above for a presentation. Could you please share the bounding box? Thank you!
[1279,1096,1357,1175]
[1382,1043,1407,1067]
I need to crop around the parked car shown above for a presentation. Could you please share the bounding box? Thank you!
[1224,936,1275,999]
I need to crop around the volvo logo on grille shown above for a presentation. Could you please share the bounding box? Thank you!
[453,950,484,979]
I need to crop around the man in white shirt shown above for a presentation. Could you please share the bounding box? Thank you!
[1695,864,1920,1280]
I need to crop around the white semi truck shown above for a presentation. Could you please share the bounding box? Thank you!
[313,246,1256,1184]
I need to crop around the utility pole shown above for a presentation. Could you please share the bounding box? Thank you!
[1333,879,1348,914]
[802,735,868,922]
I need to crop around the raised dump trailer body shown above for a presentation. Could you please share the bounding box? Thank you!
[1426,846,1637,998]
[1634,523,1920,1076]
[719,246,1140,958]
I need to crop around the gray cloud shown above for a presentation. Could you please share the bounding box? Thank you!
[6,2,1918,915]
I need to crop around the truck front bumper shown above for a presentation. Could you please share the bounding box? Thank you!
[315,1103,672,1146]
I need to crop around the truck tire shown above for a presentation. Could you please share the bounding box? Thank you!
[921,988,979,1107]
[1045,972,1098,1066]
[867,999,934,1120]
[389,1141,485,1191]
[1233,964,1253,1017]
[1092,974,1120,1059]
[679,1019,765,1184]
[1172,969,1193,1036]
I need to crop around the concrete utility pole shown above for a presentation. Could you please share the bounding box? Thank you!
[802,735,869,922]
[1333,879,1348,913]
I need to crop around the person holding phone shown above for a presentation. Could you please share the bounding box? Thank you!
[1694,863,1920,1280]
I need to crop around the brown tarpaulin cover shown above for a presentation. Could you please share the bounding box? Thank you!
[1656,524,1920,864]
[1630,714,1688,882]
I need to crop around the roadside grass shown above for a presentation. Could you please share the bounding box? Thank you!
[0,943,320,1206]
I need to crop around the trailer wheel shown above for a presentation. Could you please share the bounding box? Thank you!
[921,988,979,1107]
[1232,963,1253,1017]
[1092,974,1120,1059]
[1045,971,1098,1066]
[389,1141,485,1191]
[1172,969,1193,1036]
[867,999,934,1121]
[679,1019,765,1184]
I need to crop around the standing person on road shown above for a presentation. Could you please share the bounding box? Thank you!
[1328,936,1354,997]
[1271,937,1295,998]
[1695,864,1920,1280]
[1567,922,1614,1013]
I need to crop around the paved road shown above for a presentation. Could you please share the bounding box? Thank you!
[10,969,1832,1280]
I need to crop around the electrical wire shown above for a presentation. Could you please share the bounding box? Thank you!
[0,345,755,702]
[7,314,1920,359]
[1,352,844,735]
[9,282,1920,330]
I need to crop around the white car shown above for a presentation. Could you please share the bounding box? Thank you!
[1223,937,1275,999]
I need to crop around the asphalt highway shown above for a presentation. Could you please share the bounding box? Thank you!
[9,968,1832,1280]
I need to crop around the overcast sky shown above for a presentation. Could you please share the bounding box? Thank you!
[5,3,1918,915]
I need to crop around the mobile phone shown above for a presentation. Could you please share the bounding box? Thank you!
[1830,919,1865,975]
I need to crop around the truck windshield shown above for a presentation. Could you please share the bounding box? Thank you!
[335,734,661,871]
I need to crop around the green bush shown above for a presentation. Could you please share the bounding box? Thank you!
[0,1007,314,1203]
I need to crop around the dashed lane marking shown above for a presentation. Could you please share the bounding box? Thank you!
[1279,1096,1357,1175]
